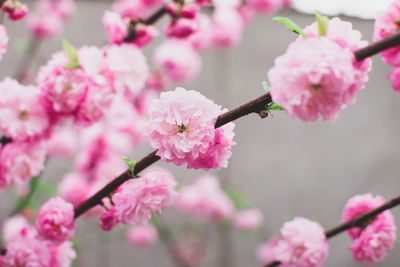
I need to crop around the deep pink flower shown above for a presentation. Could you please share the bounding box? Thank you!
[146,87,235,170]
[373,0,400,67]
[154,41,201,84]
[268,37,358,122]
[0,141,47,187]
[126,225,158,248]
[112,168,177,225]
[258,217,329,267]
[103,10,128,44]
[0,78,50,141]
[164,18,198,39]
[35,197,75,244]
[177,175,234,222]
[212,7,244,48]
[132,24,159,47]
[3,1,28,21]
[342,194,396,264]
[100,207,119,231]
[234,209,264,231]
[246,0,284,14]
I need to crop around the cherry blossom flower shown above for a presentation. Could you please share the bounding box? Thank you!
[126,224,158,248]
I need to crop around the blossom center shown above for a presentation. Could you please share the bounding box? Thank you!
[19,110,28,120]
[310,84,321,91]
[177,124,187,133]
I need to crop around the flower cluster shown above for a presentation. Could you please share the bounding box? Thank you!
[257,217,329,267]
[2,215,76,266]
[146,87,235,170]
[342,194,397,264]
[268,17,371,122]
[176,175,234,222]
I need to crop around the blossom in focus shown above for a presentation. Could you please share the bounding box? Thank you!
[112,168,177,225]
[35,197,75,244]
[373,0,400,67]
[154,40,201,84]
[234,209,264,231]
[342,194,396,264]
[257,217,329,267]
[146,87,235,170]
[268,37,359,122]
[0,78,50,141]
[126,224,158,248]
[0,141,47,188]
[177,175,234,222]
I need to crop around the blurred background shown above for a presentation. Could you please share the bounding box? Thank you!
[1,0,399,266]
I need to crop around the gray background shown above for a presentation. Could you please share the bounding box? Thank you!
[1,1,400,266]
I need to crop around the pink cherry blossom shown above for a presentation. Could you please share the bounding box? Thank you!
[342,194,396,264]
[186,14,213,51]
[234,209,264,231]
[389,67,400,92]
[27,13,64,39]
[0,78,50,141]
[105,44,149,96]
[212,7,244,48]
[58,172,90,206]
[48,241,77,267]
[146,87,235,170]
[112,0,163,20]
[127,225,158,248]
[100,207,119,231]
[373,0,400,67]
[164,18,198,39]
[112,168,177,225]
[103,10,128,44]
[35,197,75,244]
[3,1,28,21]
[154,40,201,84]
[47,126,77,158]
[0,141,47,187]
[2,215,30,243]
[268,37,359,122]
[177,175,234,222]
[303,17,372,95]
[246,0,284,14]
[0,25,8,60]
[37,52,87,115]
[258,217,329,267]
[132,24,159,47]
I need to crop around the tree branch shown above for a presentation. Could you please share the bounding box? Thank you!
[355,31,400,61]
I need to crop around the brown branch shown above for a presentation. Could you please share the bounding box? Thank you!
[74,93,272,218]
[355,31,400,61]
[0,136,11,146]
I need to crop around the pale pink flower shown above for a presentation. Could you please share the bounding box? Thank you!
[27,13,64,39]
[58,172,90,206]
[112,168,177,225]
[35,197,75,244]
[388,67,400,92]
[0,79,50,141]
[127,224,158,248]
[212,8,244,48]
[112,0,163,20]
[303,17,372,95]
[0,25,8,60]
[258,217,329,267]
[186,14,213,51]
[234,209,264,231]
[177,175,234,222]
[154,40,201,84]
[342,194,396,264]
[2,215,30,243]
[102,10,128,44]
[37,52,88,115]
[53,0,76,20]
[48,241,77,267]
[268,37,358,122]
[0,141,47,187]
[47,126,77,158]
[373,0,400,67]
[146,87,235,170]
[99,207,119,231]
[105,44,149,96]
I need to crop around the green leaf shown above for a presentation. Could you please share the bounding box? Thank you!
[122,156,136,177]
[315,12,329,36]
[64,62,81,69]
[62,39,78,63]
[262,81,270,93]
[273,17,308,38]
[265,102,284,111]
